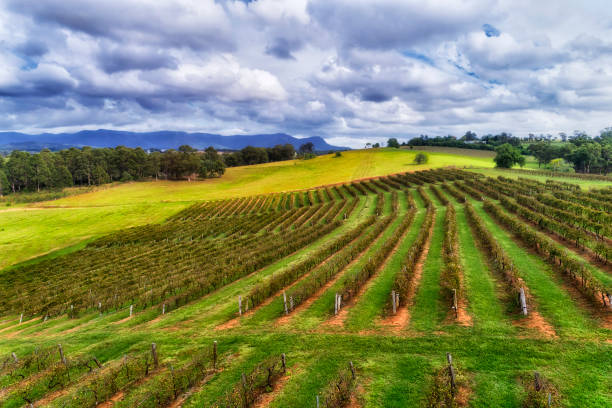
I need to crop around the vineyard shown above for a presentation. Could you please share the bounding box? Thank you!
[0,168,610,407]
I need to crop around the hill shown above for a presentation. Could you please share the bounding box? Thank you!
[0,130,348,152]
[0,147,496,269]
[0,168,610,407]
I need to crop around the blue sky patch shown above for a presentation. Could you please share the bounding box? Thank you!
[482,23,501,37]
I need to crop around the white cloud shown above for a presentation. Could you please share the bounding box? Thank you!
[1,0,612,147]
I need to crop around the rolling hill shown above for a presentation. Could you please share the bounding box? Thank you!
[0,130,348,152]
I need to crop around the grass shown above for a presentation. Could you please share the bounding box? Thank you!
[344,199,426,332]
[0,148,495,270]
[468,198,604,340]
[453,203,514,335]
[409,191,447,332]
[0,202,187,270]
[1,157,611,407]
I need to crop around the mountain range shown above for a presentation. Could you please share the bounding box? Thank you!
[0,130,349,152]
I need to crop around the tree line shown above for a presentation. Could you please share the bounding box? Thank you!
[0,142,320,196]
[528,131,612,174]
[222,142,315,166]
[403,132,522,151]
[0,145,225,195]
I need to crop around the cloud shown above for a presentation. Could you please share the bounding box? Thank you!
[265,38,299,60]
[97,45,178,73]
[308,0,493,50]
[1,0,612,147]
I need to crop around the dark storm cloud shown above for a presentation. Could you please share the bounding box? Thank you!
[265,38,298,60]
[14,40,48,57]
[97,46,178,73]
[7,0,236,52]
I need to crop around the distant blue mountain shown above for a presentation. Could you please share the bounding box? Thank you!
[0,130,349,152]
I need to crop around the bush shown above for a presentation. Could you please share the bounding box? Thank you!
[120,171,134,182]
[413,152,429,165]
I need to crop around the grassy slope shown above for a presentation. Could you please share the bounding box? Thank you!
[0,148,495,270]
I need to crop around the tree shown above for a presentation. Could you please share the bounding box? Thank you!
[92,165,111,185]
[0,169,9,196]
[30,153,52,191]
[372,143,380,148]
[461,131,478,141]
[299,142,314,155]
[200,147,226,178]
[267,144,295,161]
[52,165,73,188]
[6,150,31,192]
[413,152,429,165]
[241,146,268,165]
[387,138,400,148]
[494,143,525,168]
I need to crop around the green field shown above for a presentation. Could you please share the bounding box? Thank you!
[0,151,610,408]
[0,148,497,270]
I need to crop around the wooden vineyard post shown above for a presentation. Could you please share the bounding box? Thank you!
[213,341,218,370]
[241,372,248,408]
[334,293,343,315]
[349,361,356,380]
[452,289,458,318]
[446,353,456,398]
[19,313,23,324]
[162,303,166,315]
[151,343,158,368]
[534,371,542,392]
[58,344,67,365]
[281,353,286,373]
[98,302,102,315]
[289,296,294,312]
[334,293,338,315]
[11,352,18,363]
[129,304,133,317]
[238,296,242,316]
[283,292,289,315]
[396,292,400,311]
[316,395,320,408]
[519,288,528,316]
[391,290,397,314]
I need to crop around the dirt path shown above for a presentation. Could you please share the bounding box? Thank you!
[515,310,557,338]
[454,293,473,326]
[96,391,125,408]
[253,371,292,408]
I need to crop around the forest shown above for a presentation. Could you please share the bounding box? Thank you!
[0,145,225,195]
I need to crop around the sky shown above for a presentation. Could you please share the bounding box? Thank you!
[1,0,612,148]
